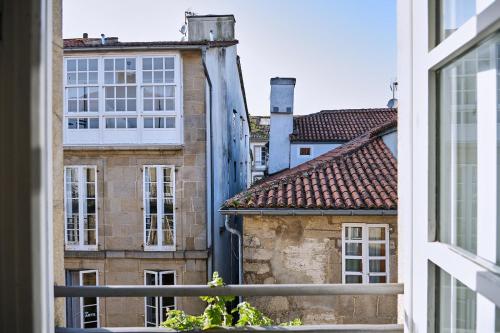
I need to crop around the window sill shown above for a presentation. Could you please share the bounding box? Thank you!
[64,249,208,259]
[65,245,98,251]
[63,144,184,151]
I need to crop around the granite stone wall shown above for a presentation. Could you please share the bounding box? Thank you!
[62,50,208,326]
[243,214,398,325]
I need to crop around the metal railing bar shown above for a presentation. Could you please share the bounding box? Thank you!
[54,283,404,298]
[55,324,404,332]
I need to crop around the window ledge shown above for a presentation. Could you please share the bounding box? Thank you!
[65,250,208,259]
[63,144,184,151]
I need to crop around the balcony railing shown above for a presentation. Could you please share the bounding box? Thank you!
[54,283,404,333]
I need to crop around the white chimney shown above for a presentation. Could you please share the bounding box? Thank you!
[187,15,235,42]
[268,77,296,174]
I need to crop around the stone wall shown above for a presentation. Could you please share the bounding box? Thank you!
[53,0,65,325]
[243,215,398,324]
[63,50,208,326]
[65,257,206,326]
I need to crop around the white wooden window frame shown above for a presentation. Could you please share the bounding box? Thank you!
[143,165,176,251]
[63,53,183,146]
[144,270,176,327]
[79,270,99,328]
[398,0,500,331]
[64,165,98,251]
[341,223,390,284]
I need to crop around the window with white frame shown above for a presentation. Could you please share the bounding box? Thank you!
[399,1,500,331]
[342,224,389,284]
[64,166,97,250]
[254,145,267,167]
[63,55,181,145]
[65,270,99,328]
[143,166,175,250]
[144,270,176,327]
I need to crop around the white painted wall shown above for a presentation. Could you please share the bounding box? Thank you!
[289,143,342,168]
[205,44,250,284]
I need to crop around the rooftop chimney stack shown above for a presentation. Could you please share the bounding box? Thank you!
[83,33,88,39]
[268,77,296,174]
[186,15,235,42]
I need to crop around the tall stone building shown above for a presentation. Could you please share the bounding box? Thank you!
[61,14,249,328]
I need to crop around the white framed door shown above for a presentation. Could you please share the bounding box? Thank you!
[79,270,99,328]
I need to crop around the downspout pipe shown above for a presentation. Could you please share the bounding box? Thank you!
[224,215,243,296]
[202,47,215,280]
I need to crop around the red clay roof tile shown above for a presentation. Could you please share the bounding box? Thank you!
[222,117,397,211]
[290,108,396,142]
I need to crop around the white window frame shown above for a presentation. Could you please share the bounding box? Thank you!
[144,270,176,327]
[64,165,98,251]
[143,165,176,251]
[79,270,99,328]
[341,223,390,284]
[63,53,183,146]
[297,145,313,157]
[399,1,500,332]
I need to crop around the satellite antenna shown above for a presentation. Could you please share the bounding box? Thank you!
[179,9,196,41]
[387,79,398,108]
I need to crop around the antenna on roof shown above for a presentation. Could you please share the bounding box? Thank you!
[180,9,196,41]
[387,79,398,108]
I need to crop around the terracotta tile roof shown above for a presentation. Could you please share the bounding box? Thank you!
[250,116,270,141]
[290,108,397,142]
[64,38,238,49]
[222,118,397,211]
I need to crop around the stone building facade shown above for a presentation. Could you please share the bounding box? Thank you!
[242,215,398,324]
[222,118,398,324]
[62,14,250,328]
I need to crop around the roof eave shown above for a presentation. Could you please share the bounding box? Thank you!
[219,208,398,216]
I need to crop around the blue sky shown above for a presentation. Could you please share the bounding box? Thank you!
[63,0,396,115]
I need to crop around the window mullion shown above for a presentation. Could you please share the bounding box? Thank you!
[78,166,84,247]
[363,225,369,284]
[157,166,164,248]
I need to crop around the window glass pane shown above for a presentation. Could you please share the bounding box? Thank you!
[89,118,99,129]
[369,276,386,283]
[345,259,362,272]
[88,59,98,71]
[67,59,76,71]
[165,117,175,129]
[369,243,386,256]
[438,0,476,43]
[346,227,363,240]
[116,118,126,129]
[435,267,476,332]
[105,118,115,128]
[104,59,113,71]
[368,227,386,240]
[345,243,362,256]
[369,259,386,273]
[127,118,137,128]
[68,118,77,129]
[164,57,174,69]
[345,275,362,284]
[439,41,480,254]
[144,117,153,128]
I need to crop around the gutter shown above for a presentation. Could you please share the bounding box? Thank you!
[219,209,398,216]
[202,47,215,279]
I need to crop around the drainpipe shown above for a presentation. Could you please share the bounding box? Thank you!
[202,47,215,280]
[224,215,243,289]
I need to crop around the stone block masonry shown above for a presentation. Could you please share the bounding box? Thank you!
[242,215,398,325]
